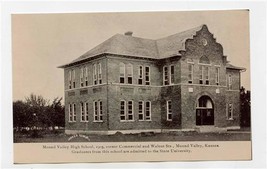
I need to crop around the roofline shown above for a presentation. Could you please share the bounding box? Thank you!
[226,66,246,71]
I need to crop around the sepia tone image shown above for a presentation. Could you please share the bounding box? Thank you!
[12,10,251,163]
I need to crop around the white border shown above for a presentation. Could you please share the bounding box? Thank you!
[1,1,266,169]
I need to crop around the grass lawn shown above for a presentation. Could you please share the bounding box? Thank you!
[14,129,251,143]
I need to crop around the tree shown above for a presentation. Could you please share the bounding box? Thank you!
[240,86,251,127]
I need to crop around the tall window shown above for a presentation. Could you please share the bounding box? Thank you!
[145,101,151,120]
[73,103,76,122]
[69,104,73,122]
[188,64,193,84]
[69,71,72,89]
[119,63,125,83]
[138,66,143,85]
[85,102,89,121]
[93,64,97,85]
[167,100,172,121]
[94,101,103,122]
[228,74,232,90]
[138,101,144,120]
[80,67,84,87]
[215,67,220,85]
[227,103,233,120]
[80,102,89,122]
[84,66,88,86]
[145,66,150,85]
[127,64,133,84]
[80,102,85,121]
[98,63,102,84]
[199,66,203,84]
[205,66,209,85]
[72,70,76,88]
[163,66,169,85]
[120,100,134,121]
[170,65,174,84]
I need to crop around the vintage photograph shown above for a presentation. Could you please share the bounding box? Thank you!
[12,10,251,163]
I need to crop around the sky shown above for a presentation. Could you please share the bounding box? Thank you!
[12,10,250,102]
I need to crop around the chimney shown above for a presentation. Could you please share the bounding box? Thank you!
[124,31,133,36]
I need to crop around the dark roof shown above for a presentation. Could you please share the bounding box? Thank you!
[226,63,246,71]
[59,24,205,68]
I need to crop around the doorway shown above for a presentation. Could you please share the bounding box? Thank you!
[196,96,214,125]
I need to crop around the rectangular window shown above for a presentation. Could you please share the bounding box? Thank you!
[167,100,172,121]
[120,63,125,84]
[188,64,193,84]
[227,103,233,120]
[120,100,126,121]
[98,63,102,84]
[73,103,76,122]
[80,102,84,122]
[138,66,143,85]
[93,64,97,85]
[199,66,203,84]
[72,70,76,88]
[145,66,150,85]
[215,67,220,85]
[69,104,73,122]
[205,66,209,85]
[170,65,175,84]
[163,66,169,85]
[128,101,134,120]
[127,64,133,84]
[80,67,84,87]
[145,101,151,120]
[85,102,89,121]
[228,74,232,90]
[69,71,72,89]
[93,101,103,122]
[138,101,144,120]
[84,66,88,86]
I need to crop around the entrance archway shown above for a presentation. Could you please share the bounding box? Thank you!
[196,96,214,125]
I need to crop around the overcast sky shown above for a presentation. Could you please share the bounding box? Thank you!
[12,10,250,102]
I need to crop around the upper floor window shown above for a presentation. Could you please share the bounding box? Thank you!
[68,71,72,89]
[188,64,193,84]
[94,100,103,122]
[93,64,97,85]
[167,100,172,121]
[72,70,76,88]
[119,62,125,84]
[84,66,88,86]
[126,64,133,84]
[98,63,102,84]
[138,66,143,85]
[80,67,84,87]
[228,74,232,90]
[93,63,102,85]
[215,67,220,85]
[205,66,209,85]
[145,66,150,85]
[163,65,175,85]
[199,66,203,84]
[227,103,233,120]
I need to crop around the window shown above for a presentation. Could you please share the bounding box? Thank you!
[227,103,233,120]
[94,101,103,122]
[119,63,125,83]
[72,70,76,88]
[80,102,85,122]
[163,66,169,85]
[85,102,89,121]
[145,101,151,120]
[215,67,220,85]
[69,104,73,122]
[138,101,144,120]
[73,103,76,122]
[188,64,193,84]
[170,65,174,84]
[98,63,102,84]
[199,66,203,84]
[120,100,134,121]
[205,66,209,85]
[127,64,133,84]
[228,74,232,90]
[84,66,88,86]
[167,101,172,121]
[69,71,72,89]
[145,66,150,85]
[138,66,143,85]
[80,67,84,87]
[93,64,97,85]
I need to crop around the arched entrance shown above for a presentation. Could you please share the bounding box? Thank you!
[196,96,214,125]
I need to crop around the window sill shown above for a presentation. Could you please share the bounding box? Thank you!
[93,121,103,123]
[120,120,135,122]
[138,120,152,122]
[226,118,234,121]
[80,121,89,123]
